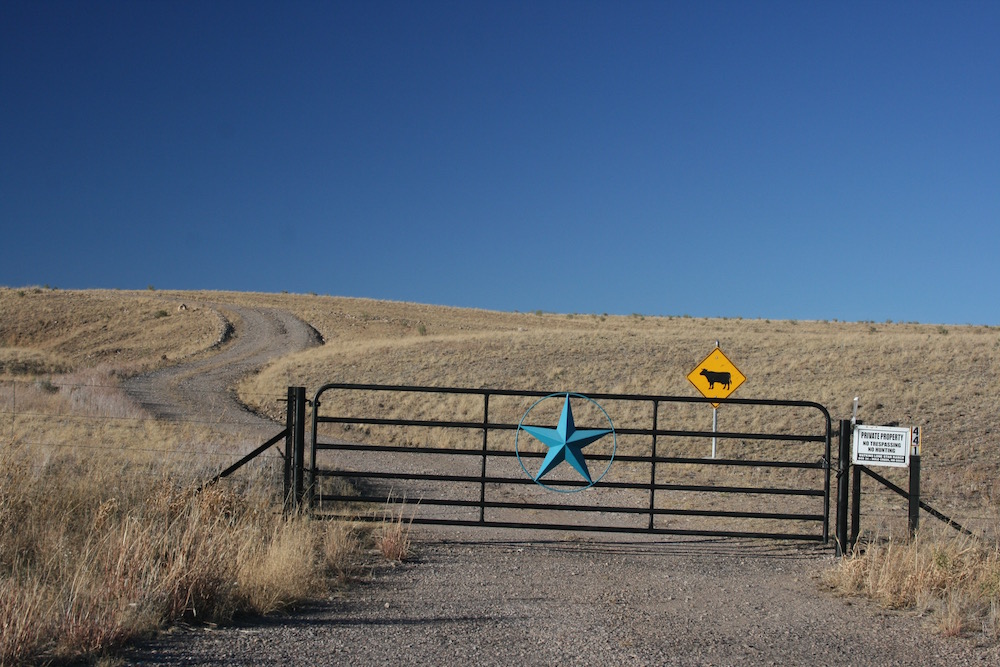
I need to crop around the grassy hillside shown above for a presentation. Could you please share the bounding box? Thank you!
[0,287,224,374]
[3,286,1000,527]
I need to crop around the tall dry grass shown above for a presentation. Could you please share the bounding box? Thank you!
[0,365,371,665]
[0,436,369,665]
[826,528,1000,638]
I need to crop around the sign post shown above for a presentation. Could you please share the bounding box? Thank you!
[909,426,922,536]
[686,345,747,458]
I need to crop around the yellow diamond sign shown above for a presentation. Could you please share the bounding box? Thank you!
[687,347,746,407]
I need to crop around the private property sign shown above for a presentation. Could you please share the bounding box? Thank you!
[852,425,912,468]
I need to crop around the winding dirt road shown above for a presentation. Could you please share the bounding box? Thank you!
[123,304,321,431]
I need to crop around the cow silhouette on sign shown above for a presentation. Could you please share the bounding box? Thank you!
[699,368,731,390]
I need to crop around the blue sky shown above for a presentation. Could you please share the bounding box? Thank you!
[2,1,998,324]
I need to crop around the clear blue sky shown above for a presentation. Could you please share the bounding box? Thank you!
[2,1,998,324]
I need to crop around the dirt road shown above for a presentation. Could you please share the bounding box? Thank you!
[123,304,321,430]
[125,528,996,666]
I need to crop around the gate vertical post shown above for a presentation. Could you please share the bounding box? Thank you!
[850,465,861,551]
[292,386,307,509]
[909,450,921,538]
[836,419,851,556]
[648,400,659,531]
[480,392,489,524]
[283,386,295,511]
[823,416,832,544]
[309,388,321,508]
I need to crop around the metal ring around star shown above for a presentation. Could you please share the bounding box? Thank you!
[514,392,617,493]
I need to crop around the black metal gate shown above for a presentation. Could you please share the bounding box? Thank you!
[308,384,833,543]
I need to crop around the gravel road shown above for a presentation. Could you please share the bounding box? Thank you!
[119,304,998,666]
[125,527,997,666]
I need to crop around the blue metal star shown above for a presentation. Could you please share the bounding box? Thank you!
[520,394,612,483]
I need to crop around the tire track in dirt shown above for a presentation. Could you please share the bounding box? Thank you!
[122,304,321,432]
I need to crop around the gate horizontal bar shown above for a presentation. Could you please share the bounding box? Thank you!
[318,494,824,522]
[318,513,825,542]
[315,441,826,469]
[318,469,825,496]
[315,416,825,443]
[312,382,832,415]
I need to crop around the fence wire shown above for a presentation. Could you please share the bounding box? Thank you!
[1,378,288,479]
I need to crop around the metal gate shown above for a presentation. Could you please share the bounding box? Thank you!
[308,384,833,542]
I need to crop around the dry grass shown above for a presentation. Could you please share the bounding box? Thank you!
[0,288,224,374]
[374,497,415,562]
[0,436,321,663]
[825,528,1000,638]
[322,520,365,580]
[3,287,1000,647]
[0,429,384,665]
[0,289,401,663]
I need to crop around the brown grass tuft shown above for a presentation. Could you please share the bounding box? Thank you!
[323,520,364,580]
[375,499,414,562]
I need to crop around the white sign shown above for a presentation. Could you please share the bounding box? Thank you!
[852,425,912,468]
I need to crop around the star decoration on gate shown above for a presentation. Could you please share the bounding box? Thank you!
[516,393,615,489]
